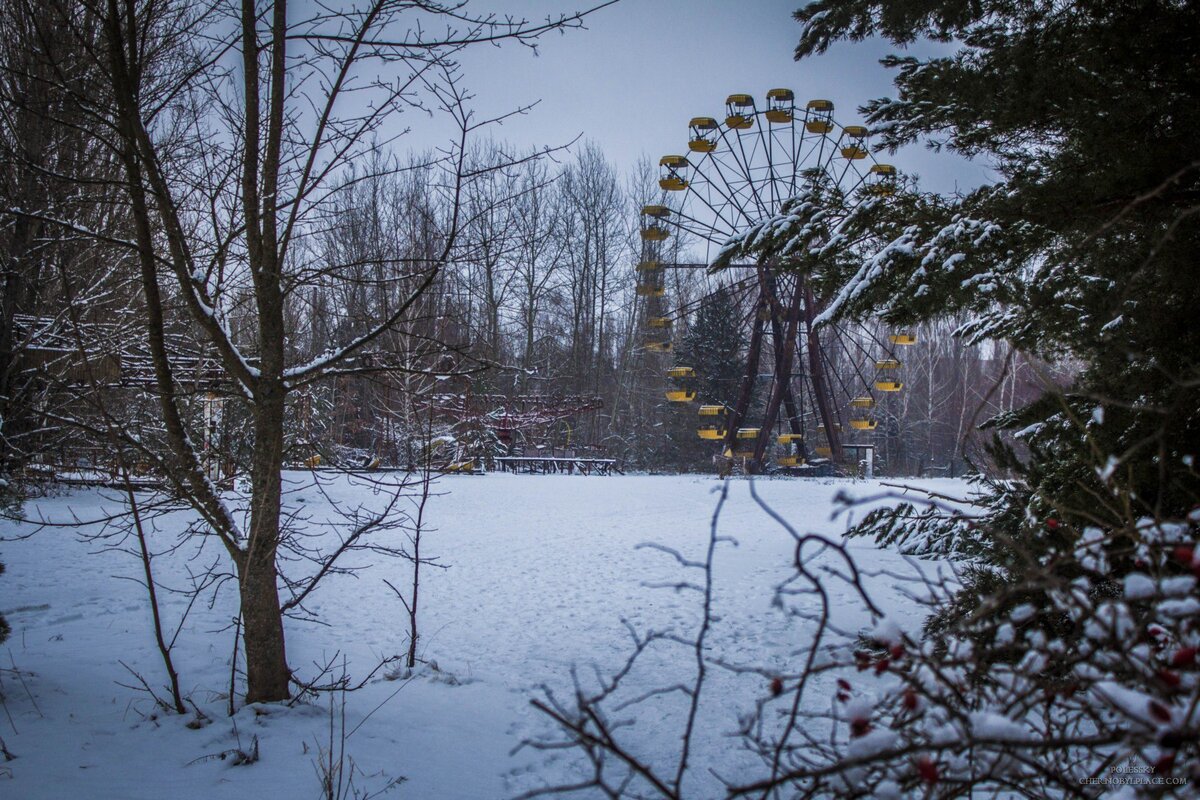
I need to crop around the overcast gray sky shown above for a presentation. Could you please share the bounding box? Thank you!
[408,0,990,195]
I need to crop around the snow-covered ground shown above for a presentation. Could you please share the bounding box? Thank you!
[0,473,970,798]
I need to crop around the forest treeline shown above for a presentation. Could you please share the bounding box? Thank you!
[2,115,1038,480]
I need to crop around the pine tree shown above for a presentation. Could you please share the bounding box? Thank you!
[794,0,1200,622]
[680,286,744,408]
[685,286,748,471]
[650,287,747,472]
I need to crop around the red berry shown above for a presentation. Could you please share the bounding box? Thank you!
[874,657,890,675]
[1170,647,1197,667]
[890,643,905,660]
[837,678,852,692]
[1045,518,1059,530]
[1157,669,1181,688]
[1172,546,1195,566]
[903,688,919,711]
[769,677,784,697]
[836,691,850,703]
[916,756,939,783]
[850,717,871,738]
[1148,700,1173,723]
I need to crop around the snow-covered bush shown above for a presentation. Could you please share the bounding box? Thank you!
[527,484,1200,797]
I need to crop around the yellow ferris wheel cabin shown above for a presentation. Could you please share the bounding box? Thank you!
[689,117,719,152]
[725,94,755,129]
[658,155,689,191]
[805,99,834,133]
[765,88,794,123]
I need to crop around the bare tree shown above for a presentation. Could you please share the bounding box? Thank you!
[512,154,568,390]
[558,143,626,403]
[0,0,130,490]
[8,0,612,704]
[459,140,523,368]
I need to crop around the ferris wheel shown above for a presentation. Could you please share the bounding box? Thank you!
[634,89,915,474]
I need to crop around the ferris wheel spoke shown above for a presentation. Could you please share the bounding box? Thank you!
[758,110,796,211]
[843,163,872,196]
[711,127,768,220]
[826,327,875,398]
[788,118,803,197]
[668,193,740,245]
[658,274,758,325]
[730,128,771,220]
[679,158,750,235]
[688,148,760,232]
[770,121,799,204]
[758,116,779,211]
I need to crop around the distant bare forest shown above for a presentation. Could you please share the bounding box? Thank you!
[3,128,1051,479]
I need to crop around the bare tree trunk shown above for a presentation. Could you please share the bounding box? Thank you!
[406,442,435,669]
[235,542,290,703]
[243,380,291,701]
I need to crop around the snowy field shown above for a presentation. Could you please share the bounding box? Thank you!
[0,473,971,798]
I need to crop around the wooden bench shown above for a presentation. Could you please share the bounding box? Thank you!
[495,456,619,476]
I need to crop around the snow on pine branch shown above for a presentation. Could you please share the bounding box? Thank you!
[708,185,1005,331]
